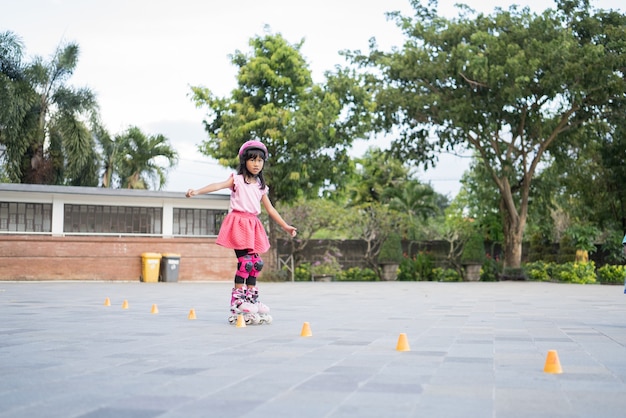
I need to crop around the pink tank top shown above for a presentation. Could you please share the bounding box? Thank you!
[229,173,268,215]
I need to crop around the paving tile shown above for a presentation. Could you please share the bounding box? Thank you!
[1,281,626,417]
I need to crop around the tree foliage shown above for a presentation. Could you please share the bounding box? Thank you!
[348,147,408,205]
[546,119,626,236]
[189,31,375,203]
[346,0,626,268]
[114,126,178,190]
[0,32,100,185]
[1,31,178,190]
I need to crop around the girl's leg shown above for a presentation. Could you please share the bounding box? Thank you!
[234,249,252,287]
[245,252,264,288]
[229,250,258,324]
[246,253,271,323]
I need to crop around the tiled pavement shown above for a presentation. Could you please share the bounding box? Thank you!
[1,280,625,418]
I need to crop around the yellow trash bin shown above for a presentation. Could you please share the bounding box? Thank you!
[141,252,162,282]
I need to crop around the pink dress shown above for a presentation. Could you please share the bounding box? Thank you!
[215,174,270,254]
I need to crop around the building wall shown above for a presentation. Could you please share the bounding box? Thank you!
[0,235,236,281]
[0,183,235,281]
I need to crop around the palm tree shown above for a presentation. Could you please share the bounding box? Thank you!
[0,32,99,185]
[92,120,117,188]
[390,181,439,221]
[389,180,439,240]
[348,148,408,205]
[0,31,38,182]
[115,126,178,190]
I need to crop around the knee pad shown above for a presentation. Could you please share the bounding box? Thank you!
[237,255,253,278]
[249,253,264,276]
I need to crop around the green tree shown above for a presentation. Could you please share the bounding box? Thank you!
[348,147,408,205]
[92,119,117,188]
[0,33,100,185]
[115,126,178,190]
[389,179,440,240]
[347,0,626,269]
[456,159,503,245]
[190,32,373,202]
[342,150,412,279]
[275,197,353,280]
[351,202,399,279]
[190,31,374,268]
[436,199,476,273]
[547,119,626,236]
[0,31,38,182]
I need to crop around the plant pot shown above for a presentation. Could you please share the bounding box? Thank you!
[312,274,333,282]
[463,263,482,281]
[380,263,399,281]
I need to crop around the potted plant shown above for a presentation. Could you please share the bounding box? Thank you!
[378,233,403,281]
[461,232,486,281]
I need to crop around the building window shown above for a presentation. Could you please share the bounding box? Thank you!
[63,204,162,234]
[173,208,226,236]
[0,202,52,232]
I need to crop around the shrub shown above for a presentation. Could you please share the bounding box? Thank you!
[379,233,403,263]
[602,230,626,265]
[524,261,551,282]
[461,233,486,264]
[480,254,501,281]
[397,257,414,281]
[398,252,435,281]
[432,267,462,282]
[553,261,596,284]
[294,262,312,281]
[310,251,342,277]
[597,264,626,285]
[337,267,378,282]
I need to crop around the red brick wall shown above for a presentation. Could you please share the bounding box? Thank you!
[0,235,236,281]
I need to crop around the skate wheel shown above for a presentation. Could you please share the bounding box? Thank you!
[245,314,260,325]
[228,315,237,325]
[257,314,272,324]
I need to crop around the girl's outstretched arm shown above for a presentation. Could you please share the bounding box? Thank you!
[186,175,234,197]
[261,195,297,237]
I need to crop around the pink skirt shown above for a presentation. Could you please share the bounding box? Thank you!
[216,211,270,254]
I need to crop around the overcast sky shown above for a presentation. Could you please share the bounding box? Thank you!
[3,0,623,197]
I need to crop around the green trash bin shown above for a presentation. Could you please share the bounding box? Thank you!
[160,253,181,282]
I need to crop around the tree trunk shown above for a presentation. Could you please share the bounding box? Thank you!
[500,197,525,270]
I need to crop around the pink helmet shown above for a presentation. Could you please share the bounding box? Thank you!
[238,140,268,160]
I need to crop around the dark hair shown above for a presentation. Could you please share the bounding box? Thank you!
[237,148,266,190]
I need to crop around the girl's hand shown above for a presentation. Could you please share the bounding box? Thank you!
[185,189,196,198]
[284,225,297,237]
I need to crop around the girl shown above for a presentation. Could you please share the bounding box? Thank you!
[186,140,297,324]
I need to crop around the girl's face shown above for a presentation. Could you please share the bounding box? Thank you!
[246,155,264,176]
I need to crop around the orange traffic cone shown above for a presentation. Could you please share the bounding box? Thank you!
[104,297,111,306]
[543,350,563,374]
[150,304,159,314]
[396,333,410,351]
[300,322,312,337]
[188,309,197,320]
[236,314,246,328]
[122,300,129,309]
